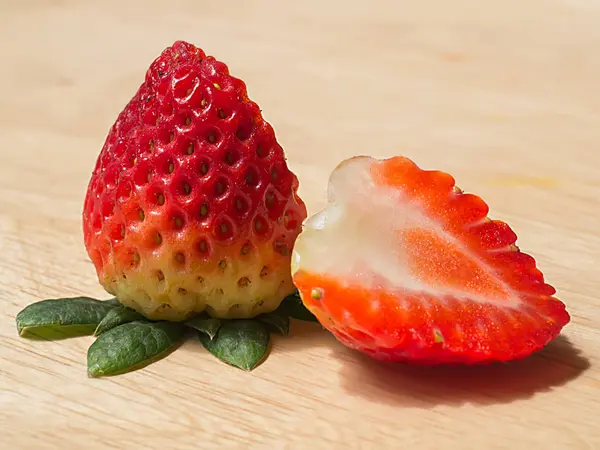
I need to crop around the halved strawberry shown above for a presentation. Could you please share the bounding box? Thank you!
[291,155,570,364]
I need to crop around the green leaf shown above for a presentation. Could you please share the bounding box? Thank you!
[94,306,146,336]
[103,298,122,307]
[199,320,270,371]
[185,315,222,340]
[16,297,118,340]
[87,321,186,378]
[257,312,289,336]
[278,292,319,322]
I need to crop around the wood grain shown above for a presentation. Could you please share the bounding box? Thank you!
[1,0,599,448]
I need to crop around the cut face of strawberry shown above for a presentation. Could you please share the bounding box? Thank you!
[291,156,570,364]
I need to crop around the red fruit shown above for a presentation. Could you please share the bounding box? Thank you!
[83,41,307,321]
[291,155,569,364]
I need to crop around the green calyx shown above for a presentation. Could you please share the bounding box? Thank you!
[16,297,120,340]
[88,321,186,377]
[15,291,320,378]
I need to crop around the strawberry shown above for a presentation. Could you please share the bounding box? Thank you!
[291,155,570,364]
[82,41,307,321]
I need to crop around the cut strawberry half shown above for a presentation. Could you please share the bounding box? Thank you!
[291,155,570,364]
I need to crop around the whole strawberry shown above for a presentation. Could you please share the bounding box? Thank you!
[83,41,307,321]
[292,155,570,364]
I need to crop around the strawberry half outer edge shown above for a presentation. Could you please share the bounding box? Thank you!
[82,41,307,321]
[291,155,570,364]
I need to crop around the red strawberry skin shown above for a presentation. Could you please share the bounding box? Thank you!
[82,41,307,321]
[291,155,570,364]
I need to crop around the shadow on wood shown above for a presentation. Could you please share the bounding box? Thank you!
[270,319,334,355]
[336,335,590,407]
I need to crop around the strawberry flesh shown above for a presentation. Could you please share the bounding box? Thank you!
[291,155,569,364]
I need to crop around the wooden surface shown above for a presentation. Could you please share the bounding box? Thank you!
[1,0,599,448]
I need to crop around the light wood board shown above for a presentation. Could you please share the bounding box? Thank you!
[1,0,599,448]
